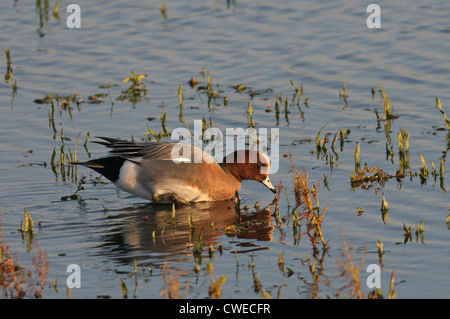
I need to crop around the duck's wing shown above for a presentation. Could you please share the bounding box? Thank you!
[93,136,218,164]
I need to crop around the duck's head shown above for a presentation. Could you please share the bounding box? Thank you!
[223,150,276,193]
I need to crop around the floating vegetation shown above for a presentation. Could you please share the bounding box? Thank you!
[379,85,398,120]
[315,123,328,155]
[419,153,429,184]
[398,128,410,174]
[246,101,255,128]
[314,126,348,166]
[403,219,424,244]
[119,279,128,299]
[233,83,247,93]
[60,177,86,202]
[117,71,148,104]
[178,83,183,107]
[4,48,17,104]
[339,81,348,108]
[439,159,446,192]
[53,0,60,19]
[4,48,13,83]
[87,93,106,104]
[20,207,34,234]
[354,142,361,173]
[381,193,389,224]
[35,0,64,36]
[350,164,393,190]
[208,274,226,299]
[356,207,364,216]
[49,131,91,182]
[145,124,164,142]
[435,97,450,130]
[377,240,384,267]
[398,128,409,154]
[160,2,167,20]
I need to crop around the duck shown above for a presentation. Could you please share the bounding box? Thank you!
[73,137,276,204]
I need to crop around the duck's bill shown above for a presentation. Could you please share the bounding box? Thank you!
[261,176,276,193]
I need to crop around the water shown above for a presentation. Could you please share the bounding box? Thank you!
[1,0,449,299]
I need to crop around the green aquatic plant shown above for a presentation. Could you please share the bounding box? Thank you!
[354,142,361,173]
[4,47,17,102]
[340,81,347,98]
[146,125,163,142]
[381,193,389,224]
[122,71,147,91]
[161,2,167,19]
[419,153,429,184]
[290,79,299,92]
[160,110,168,136]
[398,128,410,174]
[435,97,450,130]
[247,101,255,128]
[377,240,384,267]
[403,219,424,244]
[331,129,342,157]
[188,213,196,230]
[398,128,409,154]
[233,83,246,93]
[4,48,13,83]
[208,275,226,299]
[178,83,183,106]
[274,98,280,125]
[120,279,127,299]
[379,85,398,120]
[315,124,328,155]
[440,158,446,192]
[118,71,148,104]
[339,81,348,108]
[20,207,34,233]
[53,0,60,19]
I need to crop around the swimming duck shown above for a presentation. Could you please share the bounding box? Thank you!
[74,137,276,204]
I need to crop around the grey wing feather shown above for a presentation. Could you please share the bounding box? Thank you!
[93,136,190,161]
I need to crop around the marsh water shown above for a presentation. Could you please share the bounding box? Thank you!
[1,0,449,299]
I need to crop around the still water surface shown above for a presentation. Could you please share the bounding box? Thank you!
[1,0,449,298]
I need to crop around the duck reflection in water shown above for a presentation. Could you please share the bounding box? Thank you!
[97,199,276,264]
